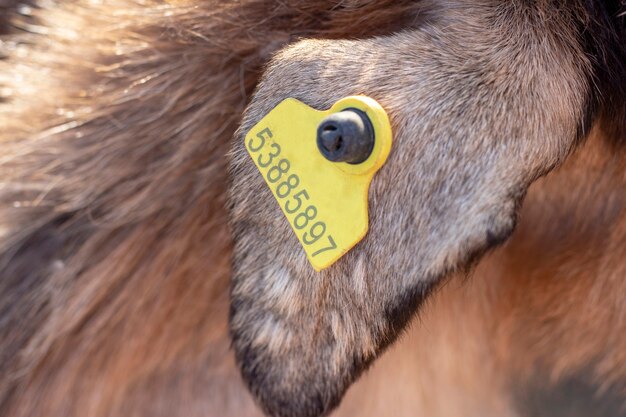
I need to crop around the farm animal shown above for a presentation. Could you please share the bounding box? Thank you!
[0,1,624,417]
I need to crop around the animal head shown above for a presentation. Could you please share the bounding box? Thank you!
[227,3,612,416]
[0,0,623,416]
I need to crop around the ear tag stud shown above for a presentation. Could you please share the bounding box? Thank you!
[244,96,392,271]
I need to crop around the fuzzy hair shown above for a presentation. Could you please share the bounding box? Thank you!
[0,1,625,417]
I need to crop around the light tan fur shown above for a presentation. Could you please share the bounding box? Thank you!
[0,1,624,417]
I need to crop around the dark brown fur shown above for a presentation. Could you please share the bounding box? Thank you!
[0,1,624,417]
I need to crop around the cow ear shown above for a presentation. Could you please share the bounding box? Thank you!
[228,8,593,417]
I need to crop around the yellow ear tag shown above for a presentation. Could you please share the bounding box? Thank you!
[244,96,392,271]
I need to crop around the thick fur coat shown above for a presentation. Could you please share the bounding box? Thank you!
[0,1,624,417]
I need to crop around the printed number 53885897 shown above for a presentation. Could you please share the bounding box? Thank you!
[248,128,337,258]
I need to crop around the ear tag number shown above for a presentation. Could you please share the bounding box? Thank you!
[244,96,392,271]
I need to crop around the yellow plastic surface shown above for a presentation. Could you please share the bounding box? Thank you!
[244,96,392,271]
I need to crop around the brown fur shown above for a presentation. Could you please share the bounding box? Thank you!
[336,128,626,417]
[229,2,625,416]
[0,1,624,417]
[0,1,441,415]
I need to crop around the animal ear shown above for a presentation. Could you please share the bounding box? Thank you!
[228,6,594,417]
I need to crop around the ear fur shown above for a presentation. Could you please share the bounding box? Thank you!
[228,3,619,416]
